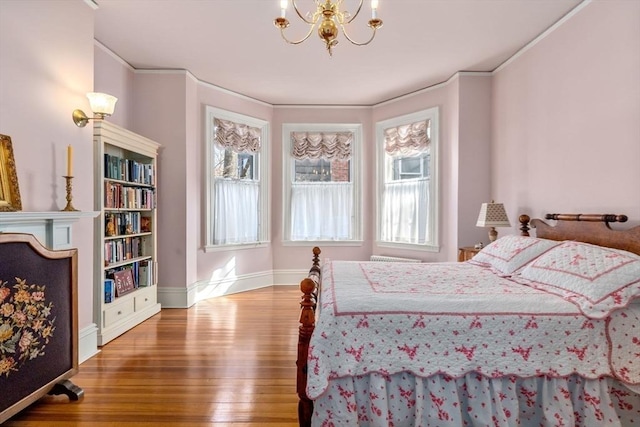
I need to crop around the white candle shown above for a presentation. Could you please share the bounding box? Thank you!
[280,0,288,18]
[67,145,73,176]
[371,0,378,19]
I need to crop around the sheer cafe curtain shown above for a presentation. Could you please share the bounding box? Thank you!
[381,178,429,244]
[291,182,352,240]
[214,179,259,245]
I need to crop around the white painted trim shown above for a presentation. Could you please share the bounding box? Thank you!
[198,79,272,108]
[273,104,372,110]
[282,240,364,247]
[204,241,269,252]
[159,271,276,308]
[273,269,310,286]
[157,282,199,308]
[373,73,459,108]
[78,323,99,363]
[493,0,592,74]
[94,40,135,71]
[83,0,99,10]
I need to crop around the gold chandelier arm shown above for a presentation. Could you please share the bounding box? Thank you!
[345,0,364,24]
[279,24,316,45]
[291,0,316,24]
[340,23,379,46]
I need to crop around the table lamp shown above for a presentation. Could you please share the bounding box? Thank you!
[476,201,510,242]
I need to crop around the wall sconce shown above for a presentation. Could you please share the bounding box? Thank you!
[72,92,118,127]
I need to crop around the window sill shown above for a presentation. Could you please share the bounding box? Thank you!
[282,240,364,247]
[376,241,440,253]
[204,241,270,252]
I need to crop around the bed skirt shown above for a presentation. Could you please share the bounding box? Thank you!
[311,372,640,427]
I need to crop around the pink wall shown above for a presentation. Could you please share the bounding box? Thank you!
[131,72,195,288]
[492,1,640,224]
[93,43,134,130]
[0,1,96,329]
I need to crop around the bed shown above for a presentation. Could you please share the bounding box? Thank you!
[295,214,640,426]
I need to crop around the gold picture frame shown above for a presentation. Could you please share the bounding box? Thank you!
[0,134,22,211]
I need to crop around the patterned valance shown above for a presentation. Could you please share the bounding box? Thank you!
[384,120,430,156]
[214,118,261,153]
[291,132,352,161]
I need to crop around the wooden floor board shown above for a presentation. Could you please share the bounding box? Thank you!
[5,286,300,426]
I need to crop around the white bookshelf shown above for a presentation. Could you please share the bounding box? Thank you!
[93,121,161,346]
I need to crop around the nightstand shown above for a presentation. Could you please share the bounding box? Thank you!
[458,246,481,262]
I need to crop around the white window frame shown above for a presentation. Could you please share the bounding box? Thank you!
[282,123,363,246]
[375,107,439,251]
[204,106,270,251]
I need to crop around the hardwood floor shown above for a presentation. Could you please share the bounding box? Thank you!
[6,286,302,426]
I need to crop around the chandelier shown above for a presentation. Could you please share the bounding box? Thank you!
[274,0,383,56]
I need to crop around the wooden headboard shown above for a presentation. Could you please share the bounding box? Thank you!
[519,213,640,256]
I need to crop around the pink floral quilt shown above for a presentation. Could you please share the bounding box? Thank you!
[307,261,640,402]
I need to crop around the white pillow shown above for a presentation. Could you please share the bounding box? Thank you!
[517,241,640,318]
[468,235,559,276]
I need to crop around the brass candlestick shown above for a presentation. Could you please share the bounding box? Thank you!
[61,176,79,211]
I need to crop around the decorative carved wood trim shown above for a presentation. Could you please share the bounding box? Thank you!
[532,213,640,256]
[297,247,321,427]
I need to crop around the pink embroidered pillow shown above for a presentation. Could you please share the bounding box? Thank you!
[468,235,559,276]
[517,241,640,318]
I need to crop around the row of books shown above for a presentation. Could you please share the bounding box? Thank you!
[105,212,151,236]
[104,236,146,265]
[104,153,155,185]
[104,182,155,210]
[104,260,153,303]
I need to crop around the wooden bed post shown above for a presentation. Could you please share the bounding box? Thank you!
[297,247,321,427]
[519,214,531,236]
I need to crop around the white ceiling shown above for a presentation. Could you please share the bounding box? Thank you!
[93,0,583,106]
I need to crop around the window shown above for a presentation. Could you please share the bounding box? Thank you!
[283,124,362,244]
[376,108,439,250]
[205,107,269,250]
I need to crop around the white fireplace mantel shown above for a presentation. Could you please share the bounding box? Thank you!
[0,211,98,250]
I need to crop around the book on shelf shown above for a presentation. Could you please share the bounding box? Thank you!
[138,260,151,287]
[113,268,136,297]
[104,279,115,303]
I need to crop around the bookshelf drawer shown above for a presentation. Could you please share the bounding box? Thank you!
[104,299,135,328]
[134,287,157,311]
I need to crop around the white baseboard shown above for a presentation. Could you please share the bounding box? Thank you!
[157,281,199,308]
[79,323,99,364]
[273,269,308,286]
[158,270,287,308]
